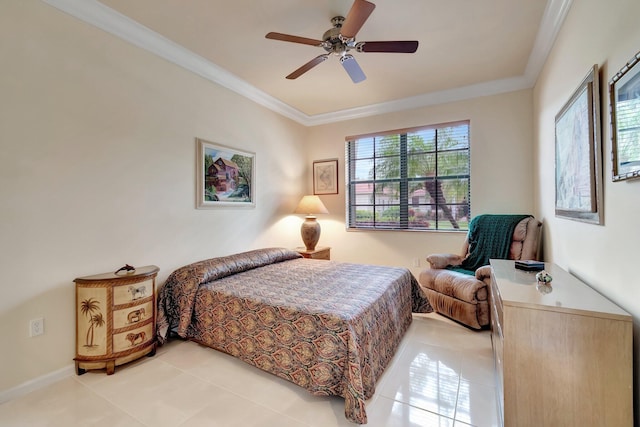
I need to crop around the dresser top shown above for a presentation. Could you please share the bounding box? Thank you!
[74,265,159,283]
[490,259,630,321]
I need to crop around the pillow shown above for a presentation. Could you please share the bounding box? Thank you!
[195,247,302,285]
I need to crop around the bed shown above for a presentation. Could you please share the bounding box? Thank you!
[156,248,432,424]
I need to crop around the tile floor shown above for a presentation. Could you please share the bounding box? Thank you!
[0,313,499,426]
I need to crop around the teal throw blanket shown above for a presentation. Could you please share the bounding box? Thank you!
[448,214,531,275]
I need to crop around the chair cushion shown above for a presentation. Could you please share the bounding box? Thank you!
[518,216,542,260]
[419,268,487,304]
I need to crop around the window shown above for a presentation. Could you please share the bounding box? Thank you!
[346,121,470,231]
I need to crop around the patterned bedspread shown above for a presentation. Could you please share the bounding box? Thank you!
[157,248,432,424]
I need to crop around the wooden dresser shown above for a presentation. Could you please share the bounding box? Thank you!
[74,265,159,375]
[488,259,632,427]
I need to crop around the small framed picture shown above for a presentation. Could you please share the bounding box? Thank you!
[610,50,640,181]
[196,138,255,209]
[313,159,338,195]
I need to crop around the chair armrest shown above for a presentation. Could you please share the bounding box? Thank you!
[426,253,464,269]
[475,265,493,283]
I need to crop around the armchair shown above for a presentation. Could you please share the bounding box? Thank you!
[418,215,541,329]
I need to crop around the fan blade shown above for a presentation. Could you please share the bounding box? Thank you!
[357,41,419,53]
[340,54,366,83]
[286,54,329,79]
[266,32,324,47]
[341,0,376,39]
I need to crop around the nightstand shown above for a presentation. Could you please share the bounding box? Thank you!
[74,265,159,375]
[295,246,331,260]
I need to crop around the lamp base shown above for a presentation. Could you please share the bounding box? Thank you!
[300,216,321,251]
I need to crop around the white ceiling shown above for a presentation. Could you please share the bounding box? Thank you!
[43,0,572,125]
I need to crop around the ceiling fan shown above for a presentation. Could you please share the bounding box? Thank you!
[265,0,419,83]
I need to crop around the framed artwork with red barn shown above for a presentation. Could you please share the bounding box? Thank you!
[196,138,255,208]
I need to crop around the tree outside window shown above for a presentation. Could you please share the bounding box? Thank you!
[347,121,470,231]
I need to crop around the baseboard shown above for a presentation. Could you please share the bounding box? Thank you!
[0,364,75,404]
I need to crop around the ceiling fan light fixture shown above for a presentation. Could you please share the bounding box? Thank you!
[265,0,418,82]
[340,54,366,83]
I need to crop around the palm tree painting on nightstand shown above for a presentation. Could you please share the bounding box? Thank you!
[80,297,105,347]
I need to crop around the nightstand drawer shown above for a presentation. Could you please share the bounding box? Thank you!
[113,322,154,353]
[113,300,153,329]
[113,279,153,305]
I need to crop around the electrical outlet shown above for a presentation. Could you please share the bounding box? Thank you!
[30,317,44,337]
[412,258,420,267]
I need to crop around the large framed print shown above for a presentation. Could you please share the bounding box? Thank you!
[609,50,640,181]
[313,159,338,195]
[555,65,603,224]
[196,138,255,208]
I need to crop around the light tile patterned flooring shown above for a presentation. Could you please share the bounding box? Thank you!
[0,313,499,426]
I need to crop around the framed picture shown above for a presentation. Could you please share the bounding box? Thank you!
[313,159,338,195]
[609,50,640,182]
[196,138,255,208]
[555,64,603,224]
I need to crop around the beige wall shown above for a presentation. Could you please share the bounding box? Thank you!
[305,89,535,277]
[1,0,536,394]
[532,0,640,415]
[0,1,307,392]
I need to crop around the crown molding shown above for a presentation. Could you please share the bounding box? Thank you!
[41,0,572,127]
[307,75,532,125]
[524,0,573,86]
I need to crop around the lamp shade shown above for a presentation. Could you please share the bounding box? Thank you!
[294,195,329,216]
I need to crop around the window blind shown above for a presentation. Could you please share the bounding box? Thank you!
[346,121,470,231]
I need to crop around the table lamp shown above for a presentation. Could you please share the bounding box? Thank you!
[294,195,329,251]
